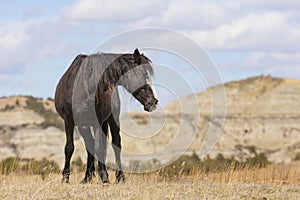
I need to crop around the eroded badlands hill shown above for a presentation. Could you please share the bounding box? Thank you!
[0,76,299,165]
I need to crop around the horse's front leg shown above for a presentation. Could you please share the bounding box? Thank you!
[109,115,125,183]
[94,121,109,184]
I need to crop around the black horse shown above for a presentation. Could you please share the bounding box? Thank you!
[55,49,158,184]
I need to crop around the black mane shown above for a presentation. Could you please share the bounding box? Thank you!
[97,53,154,92]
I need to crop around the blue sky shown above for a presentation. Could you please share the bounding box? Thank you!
[1,0,300,102]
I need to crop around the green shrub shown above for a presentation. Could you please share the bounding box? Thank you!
[26,96,45,115]
[39,111,64,130]
[125,158,162,173]
[21,158,60,175]
[0,157,60,175]
[1,157,20,175]
[158,152,202,179]
[1,104,15,111]
[159,152,270,180]
[246,145,257,154]
[15,99,20,106]
[294,153,300,161]
[25,97,64,130]
[245,153,270,168]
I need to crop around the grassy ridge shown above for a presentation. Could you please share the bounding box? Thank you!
[0,153,269,177]
[1,153,298,185]
[0,155,299,199]
[0,167,299,200]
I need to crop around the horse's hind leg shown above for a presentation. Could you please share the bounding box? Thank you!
[78,126,95,183]
[94,121,109,184]
[109,115,125,183]
[62,119,75,183]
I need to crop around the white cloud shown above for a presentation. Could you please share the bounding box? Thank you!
[65,0,299,54]
[0,29,32,73]
[0,31,31,49]
[244,51,300,68]
[1,0,300,99]
[159,0,233,29]
[236,51,300,78]
[63,0,236,30]
[62,0,300,52]
[243,0,300,11]
[62,0,166,22]
[189,11,300,51]
[0,17,87,74]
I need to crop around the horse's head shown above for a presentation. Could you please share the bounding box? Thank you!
[120,49,158,112]
[132,82,158,112]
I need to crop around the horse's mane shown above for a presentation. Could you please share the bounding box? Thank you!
[98,53,154,92]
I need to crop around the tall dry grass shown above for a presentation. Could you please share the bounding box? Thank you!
[188,162,300,185]
[0,162,299,199]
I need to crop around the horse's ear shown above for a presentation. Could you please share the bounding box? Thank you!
[134,48,141,64]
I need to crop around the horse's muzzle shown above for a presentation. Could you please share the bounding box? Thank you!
[144,99,158,112]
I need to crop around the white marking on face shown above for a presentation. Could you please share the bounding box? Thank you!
[146,69,157,98]
[145,70,150,84]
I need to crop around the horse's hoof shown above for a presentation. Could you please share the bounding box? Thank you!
[99,170,109,184]
[61,178,70,184]
[116,171,125,183]
[80,179,88,184]
[101,179,110,185]
[116,175,125,183]
[80,175,93,184]
[103,182,110,186]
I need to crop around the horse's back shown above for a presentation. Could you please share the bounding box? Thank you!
[55,53,124,123]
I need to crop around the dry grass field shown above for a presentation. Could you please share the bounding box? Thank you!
[0,162,299,200]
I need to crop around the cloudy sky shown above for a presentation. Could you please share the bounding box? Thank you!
[1,0,300,100]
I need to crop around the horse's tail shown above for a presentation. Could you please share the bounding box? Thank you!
[73,54,88,67]
[54,54,88,117]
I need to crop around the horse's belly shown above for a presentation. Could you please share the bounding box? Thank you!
[73,106,97,126]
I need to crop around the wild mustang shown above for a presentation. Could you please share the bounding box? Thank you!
[55,49,158,184]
